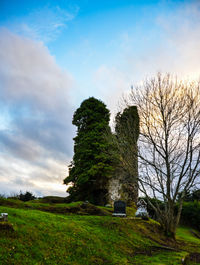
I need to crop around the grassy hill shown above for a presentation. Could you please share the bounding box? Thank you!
[0,199,200,264]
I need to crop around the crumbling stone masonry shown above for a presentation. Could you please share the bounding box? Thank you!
[108,106,139,206]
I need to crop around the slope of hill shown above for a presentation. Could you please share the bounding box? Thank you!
[0,200,200,264]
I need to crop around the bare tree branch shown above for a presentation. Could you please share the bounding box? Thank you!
[114,73,200,237]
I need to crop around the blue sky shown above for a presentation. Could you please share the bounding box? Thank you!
[0,0,200,196]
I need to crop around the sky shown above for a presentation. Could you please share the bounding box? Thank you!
[0,0,200,197]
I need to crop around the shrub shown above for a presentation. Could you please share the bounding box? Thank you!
[18,191,36,202]
[178,189,200,202]
[180,201,200,231]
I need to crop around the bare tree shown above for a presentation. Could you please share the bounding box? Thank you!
[115,73,200,238]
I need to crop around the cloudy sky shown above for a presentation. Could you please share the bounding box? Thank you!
[0,0,200,197]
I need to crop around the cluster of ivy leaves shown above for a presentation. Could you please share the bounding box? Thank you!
[64,97,115,205]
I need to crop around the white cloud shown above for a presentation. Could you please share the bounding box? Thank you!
[123,1,200,80]
[0,29,74,196]
[0,28,73,111]
[4,5,79,43]
[0,153,69,197]
[94,1,200,114]
[156,1,200,79]
[94,65,131,116]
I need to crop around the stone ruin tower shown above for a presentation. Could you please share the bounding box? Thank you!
[108,106,139,206]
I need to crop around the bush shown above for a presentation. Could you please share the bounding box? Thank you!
[178,189,200,202]
[180,201,200,231]
[139,197,200,231]
[18,191,36,202]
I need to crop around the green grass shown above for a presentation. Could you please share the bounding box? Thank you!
[0,203,200,264]
[176,227,200,245]
[0,206,158,264]
[131,226,200,265]
[176,226,200,255]
[0,198,111,216]
[132,250,188,265]
[0,197,137,217]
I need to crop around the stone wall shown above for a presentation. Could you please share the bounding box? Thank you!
[108,168,138,206]
[107,106,139,206]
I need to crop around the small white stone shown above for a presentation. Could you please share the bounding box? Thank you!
[1,213,8,217]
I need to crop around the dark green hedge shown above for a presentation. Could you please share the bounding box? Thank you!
[180,201,200,231]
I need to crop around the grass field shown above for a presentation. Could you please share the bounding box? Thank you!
[0,199,200,264]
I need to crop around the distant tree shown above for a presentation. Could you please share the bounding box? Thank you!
[64,97,114,205]
[18,191,36,202]
[116,73,200,238]
[180,201,200,230]
[178,189,200,202]
[190,190,200,201]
